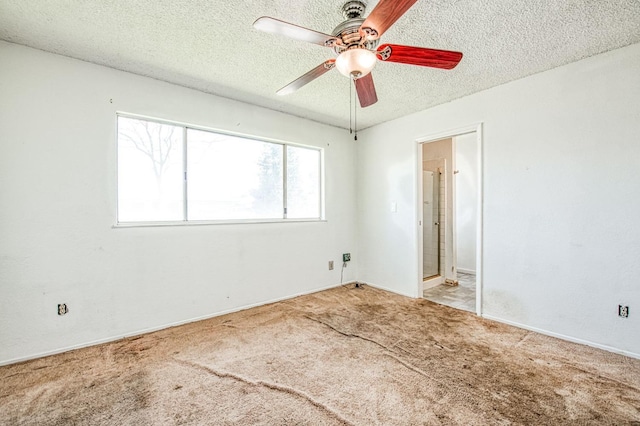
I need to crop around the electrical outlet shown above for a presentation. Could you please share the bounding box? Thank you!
[58,304,68,316]
[618,305,629,318]
[328,261,334,270]
[343,253,351,262]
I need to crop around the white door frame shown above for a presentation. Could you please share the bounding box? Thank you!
[416,123,484,315]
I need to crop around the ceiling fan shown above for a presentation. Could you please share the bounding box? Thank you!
[253,0,463,108]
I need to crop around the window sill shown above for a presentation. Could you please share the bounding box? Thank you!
[112,218,327,228]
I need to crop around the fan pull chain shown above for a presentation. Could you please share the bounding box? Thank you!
[354,83,358,141]
[349,79,353,135]
[348,78,357,141]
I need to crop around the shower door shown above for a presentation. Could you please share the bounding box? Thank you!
[423,171,440,279]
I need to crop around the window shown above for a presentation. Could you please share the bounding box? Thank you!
[117,115,323,224]
[117,118,184,222]
[286,145,321,219]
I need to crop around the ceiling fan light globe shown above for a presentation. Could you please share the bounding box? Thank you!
[335,49,377,79]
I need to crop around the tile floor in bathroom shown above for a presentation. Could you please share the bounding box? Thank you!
[422,272,476,312]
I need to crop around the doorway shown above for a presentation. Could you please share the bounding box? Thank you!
[417,125,483,315]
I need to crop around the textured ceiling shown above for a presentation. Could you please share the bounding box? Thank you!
[1,1,639,129]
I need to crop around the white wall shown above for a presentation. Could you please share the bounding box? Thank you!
[0,41,358,365]
[454,133,478,273]
[357,42,640,356]
[3,40,639,363]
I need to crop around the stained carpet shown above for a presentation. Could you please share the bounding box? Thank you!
[1,285,639,425]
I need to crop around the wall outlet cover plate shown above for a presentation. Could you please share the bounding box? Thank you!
[618,305,629,318]
[58,304,68,315]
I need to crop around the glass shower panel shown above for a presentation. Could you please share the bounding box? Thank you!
[423,171,440,279]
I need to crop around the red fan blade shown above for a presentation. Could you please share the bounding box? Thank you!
[277,60,336,96]
[253,17,336,47]
[360,0,418,39]
[354,73,378,108]
[377,44,463,69]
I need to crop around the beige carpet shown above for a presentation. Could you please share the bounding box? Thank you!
[1,285,639,425]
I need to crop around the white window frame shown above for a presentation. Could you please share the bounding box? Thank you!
[115,113,325,227]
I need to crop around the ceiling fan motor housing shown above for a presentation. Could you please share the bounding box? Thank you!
[332,12,379,56]
[331,1,379,53]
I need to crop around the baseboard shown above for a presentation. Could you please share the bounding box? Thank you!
[422,276,444,291]
[360,281,418,299]
[0,282,347,367]
[457,268,476,275]
[482,314,640,360]
[13,285,634,365]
